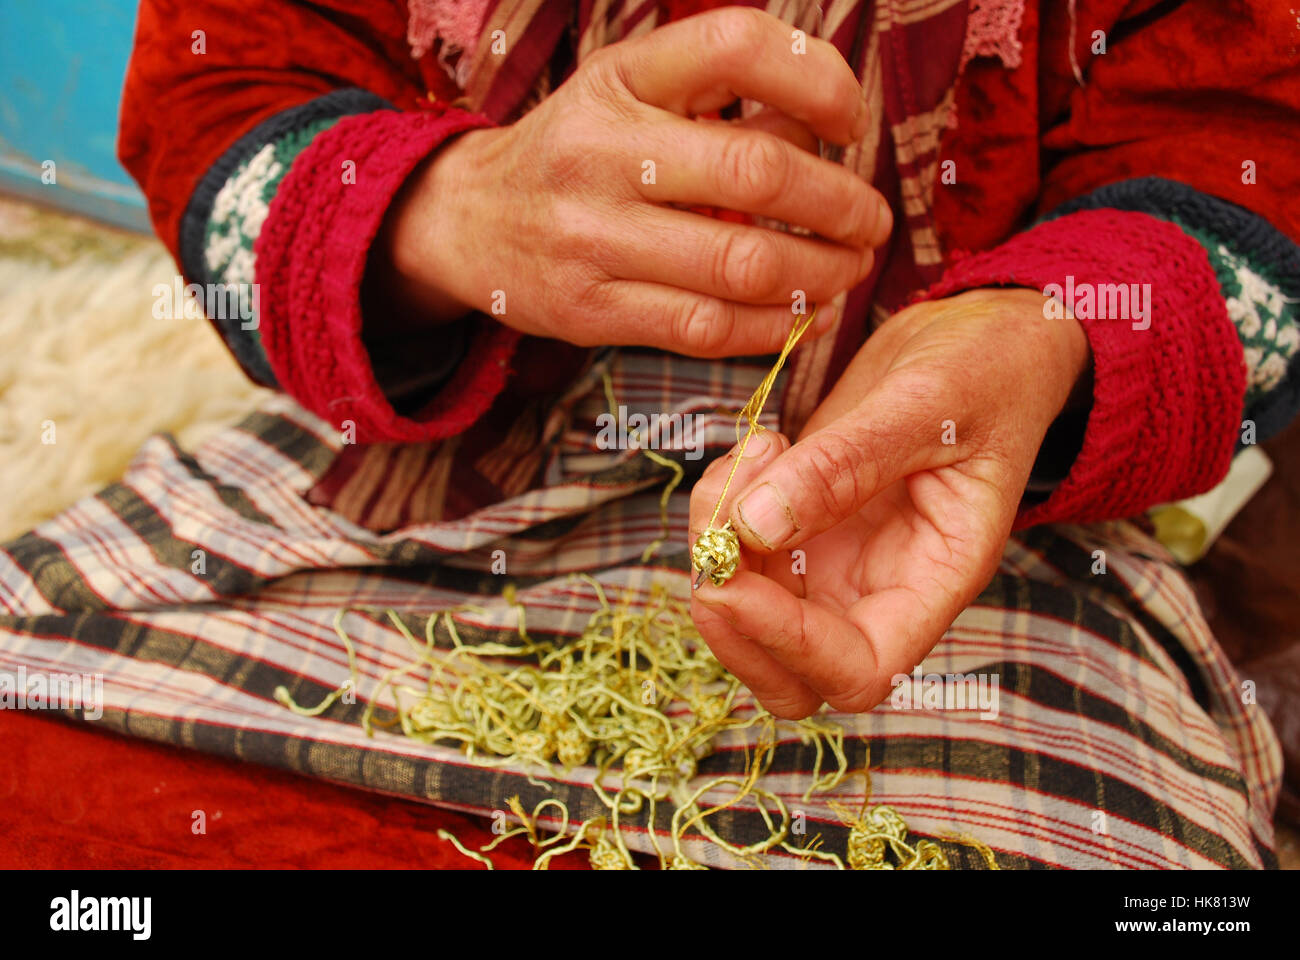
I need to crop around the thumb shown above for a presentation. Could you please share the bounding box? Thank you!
[728,379,958,552]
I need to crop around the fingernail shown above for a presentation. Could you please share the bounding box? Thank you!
[872,195,893,244]
[735,482,796,549]
[852,100,870,140]
[738,430,777,460]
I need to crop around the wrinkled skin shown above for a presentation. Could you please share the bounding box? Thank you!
[690,289,1090,718]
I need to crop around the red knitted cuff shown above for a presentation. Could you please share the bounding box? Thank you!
[254,107,520,444]
[923,209,1246,528]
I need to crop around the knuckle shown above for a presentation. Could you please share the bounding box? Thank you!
[842,188,878,247]
[889,368,958,437]
[765,618,810,663]
[579,47,624,97]
[761,690,820,721]
[675,297,734,356]
[721,134,789,209]
[568,279,618,345]
[549,199,598,260]
[825,675,886,714]
[577,49,644,124]
[583,45,618,73]
[703,7,770,61]
[793,432,870,519]
[715,230,779,301]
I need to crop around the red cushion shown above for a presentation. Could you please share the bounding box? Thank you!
[0,709,589,869]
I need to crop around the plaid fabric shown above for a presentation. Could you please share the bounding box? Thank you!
[0,348,1281,869]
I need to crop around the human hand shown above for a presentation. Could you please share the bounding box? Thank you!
[381,7,892,355]
[689,288,1091,717]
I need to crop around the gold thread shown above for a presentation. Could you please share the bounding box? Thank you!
[273,324,1004,871]
[692,308,818,588]
[436,829,495,869]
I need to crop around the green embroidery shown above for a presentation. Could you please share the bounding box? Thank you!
[1174,220,1298,409]
[202,117,341,352]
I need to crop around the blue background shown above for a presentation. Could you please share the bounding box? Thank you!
[0,1,150,231]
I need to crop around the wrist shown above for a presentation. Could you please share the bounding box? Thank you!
[960,287,1092,495]
[947,286,1091,411]
[372,126,501,328]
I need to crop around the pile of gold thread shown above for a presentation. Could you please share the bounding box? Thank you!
[274,310,999,870]
[275,585,995,870]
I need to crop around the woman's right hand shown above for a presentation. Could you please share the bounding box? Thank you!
[381,6,893,357]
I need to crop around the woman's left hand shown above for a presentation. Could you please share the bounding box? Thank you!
[689,288,1090,718]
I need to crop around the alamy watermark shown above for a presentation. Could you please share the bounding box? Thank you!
[50,891,151,940]
[1042,275,1151,330]
[595,405,704,460]
[0,666,103,720]
[889,666,1000,719]
[152,276,259,329]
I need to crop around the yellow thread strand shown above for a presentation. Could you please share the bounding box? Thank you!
[273,607,362,717]
[939,832,1002,869]
[692,309,817,588]
[707,307,817,530]
[274,354,1002,871]
[533,817,604,870]
[297,580,985,870]
[437,829,495,869]
[602,370,684,563]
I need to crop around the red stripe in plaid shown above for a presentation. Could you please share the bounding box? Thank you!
[0,353,1281,868]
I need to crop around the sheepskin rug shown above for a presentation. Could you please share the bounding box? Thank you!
[0,197,269,541]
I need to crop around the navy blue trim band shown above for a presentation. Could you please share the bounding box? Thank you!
[179,88,392,386]
[1045,176,1300,443]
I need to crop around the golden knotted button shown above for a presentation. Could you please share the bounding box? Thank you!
[691,522,740,587]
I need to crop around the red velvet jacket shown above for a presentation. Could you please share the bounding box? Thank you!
[118,0,1300,528]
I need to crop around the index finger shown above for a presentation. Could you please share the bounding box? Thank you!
[610,7,867,146]
[695,570,884,712]
[689,428,789,551]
